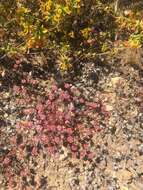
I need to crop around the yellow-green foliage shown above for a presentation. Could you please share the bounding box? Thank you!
[0,1,112,45]
[0,0,143,72]
[57,43,72,72]
[1,0,81,49]
[116,13,143,48]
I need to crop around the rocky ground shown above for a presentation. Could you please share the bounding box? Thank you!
[0,57,143,190]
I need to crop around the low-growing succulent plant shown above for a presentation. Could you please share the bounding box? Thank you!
[12,77,109,161]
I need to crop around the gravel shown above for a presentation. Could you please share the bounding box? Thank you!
[0,60,143,189]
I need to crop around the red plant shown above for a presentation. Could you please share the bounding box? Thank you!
[13,78,109,161]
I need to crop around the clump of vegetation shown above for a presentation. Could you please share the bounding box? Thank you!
[12,76,109,160]
[1,0,142,74]
[0,75,109,188]
[0,0,143,72]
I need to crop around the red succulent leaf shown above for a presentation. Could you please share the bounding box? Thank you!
[51,85,58,91]
[66,128,73,134]
[48,146,55,154]
[36,103,43,111]
[79,98,85,103]
[80,150,86,159]
[64,83,71,89]
[85,102,98,109]
[32,146,38,156]
[23,108,35,115]
[56,125,63,131]
[67,136,74,143]
[3,157,11,165]
[54,136,61,144]
[71,145,78,152]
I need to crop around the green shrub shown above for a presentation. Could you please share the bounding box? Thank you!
[0,0,143,72]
